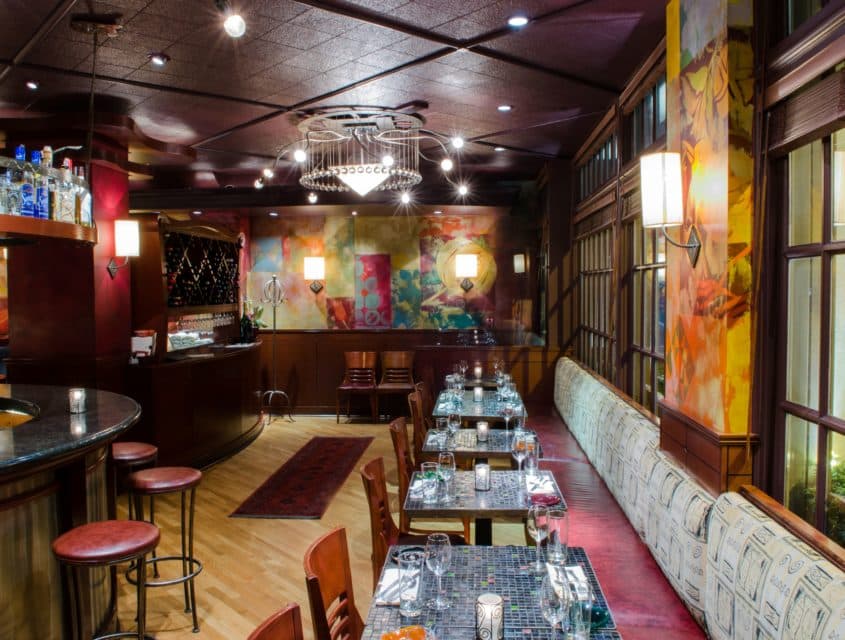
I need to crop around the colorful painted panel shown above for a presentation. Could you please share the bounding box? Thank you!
[354,254,391,328]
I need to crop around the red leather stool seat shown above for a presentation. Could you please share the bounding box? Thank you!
[128,466,202,494]
[52,520,160,565]
[112,442,158,466]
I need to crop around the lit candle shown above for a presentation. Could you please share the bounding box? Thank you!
[476,421,489,442]
[476,593,504,640]
[475,463,491,491]
[473,386,483,403]
[473,364,483,380]
[68,388,86,414]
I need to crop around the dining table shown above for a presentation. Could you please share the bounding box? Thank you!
[364,544,620,640]
[421,428,542,465]
[405,470,564,545]
[432,390,526,423]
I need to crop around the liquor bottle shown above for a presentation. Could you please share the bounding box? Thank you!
[18,146,35,217]
[75,166,92,226]
[5,155,21,215]
[239,304,254,344]
[55,158,75,223]
[31,150,50,220]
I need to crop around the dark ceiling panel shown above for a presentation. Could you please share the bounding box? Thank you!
[0,1,56,59]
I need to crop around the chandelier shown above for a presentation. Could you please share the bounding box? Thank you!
[260,108,462,198]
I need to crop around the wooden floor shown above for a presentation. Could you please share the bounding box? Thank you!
[117,416,524,639]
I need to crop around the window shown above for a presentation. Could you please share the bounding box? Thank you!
[622,212,666,413]
[623,75,666,164]
[574,211,615,380]
[778,129,845,545]
[578,135,618,201]
[786,0,826,35]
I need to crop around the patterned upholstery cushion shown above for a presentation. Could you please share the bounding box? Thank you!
[706,492,845,640]
[645,451,714,626]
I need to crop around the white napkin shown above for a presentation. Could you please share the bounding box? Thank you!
[374,567,401,606]
[525,474,556,495]
[546,564,592,602]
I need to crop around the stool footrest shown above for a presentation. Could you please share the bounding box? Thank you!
[126,555,203,588]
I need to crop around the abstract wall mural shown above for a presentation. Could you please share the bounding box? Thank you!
[247,213,512,331]
[664,0,754,434]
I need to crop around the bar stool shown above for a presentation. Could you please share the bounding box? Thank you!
[112,442,158,520]
[127,466,203,633]
[52,519,160,640]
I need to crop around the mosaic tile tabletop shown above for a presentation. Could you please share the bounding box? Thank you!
[364,545,619,640]
[422,429,541,460]
[433,390,527,422]
[405,470,566,518]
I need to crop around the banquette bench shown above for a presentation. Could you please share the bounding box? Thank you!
[545,356,845,639]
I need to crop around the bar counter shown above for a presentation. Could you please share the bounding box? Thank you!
[0,385,141,640]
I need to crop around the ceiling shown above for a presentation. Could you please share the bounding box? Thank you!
[0,0,665,206]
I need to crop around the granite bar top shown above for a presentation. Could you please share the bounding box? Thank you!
[0,385,141,473]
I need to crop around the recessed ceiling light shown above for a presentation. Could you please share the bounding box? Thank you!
[458,184,469,196]
[223,13,246,38]
[307,192,318,204]
[148,52,170,67]
[351,210,358,216]
[192,210,202,215]
[268,211,279,217]
[497,104,512,112]
[508,15,529,27]
[25,80,39,90]
[494,146,505,152]
[262,167,274,179]
[451,136,465,149]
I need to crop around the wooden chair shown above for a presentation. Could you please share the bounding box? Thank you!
[360,456,458,590]
[376,351,416,419]
[407,389,429,468]
[388,417,471,540]
[336,351,378,423]
[303,527,364,640]
[248,603,304,640]
[415,381,435,432]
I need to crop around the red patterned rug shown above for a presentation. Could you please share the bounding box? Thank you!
[231,436,373,519]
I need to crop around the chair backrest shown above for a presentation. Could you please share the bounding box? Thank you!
[360,457,400,590]
[379,350,415,384]
[388,416,414,532]
[248,603,304,640]
[407,390,427,466]
[415,381,434,430]
[303,527,364,640]
[343,351,377,385]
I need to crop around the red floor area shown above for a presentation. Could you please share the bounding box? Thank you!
[528,416,706,640]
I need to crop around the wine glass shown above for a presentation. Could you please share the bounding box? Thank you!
[425,533,452,610]
[539,574,570,639]
[501,401,515,433]
[437,452,456,503]
[527,504,549,574]
[512,433,528,472]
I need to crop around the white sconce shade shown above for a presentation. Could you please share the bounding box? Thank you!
[640,152,683,228]
[455,253,478,278]
[834,150,845,226]
[114,220,140,257]
[513,253,526,274]
[304,256,325,280]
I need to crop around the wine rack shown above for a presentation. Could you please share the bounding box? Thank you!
[164,231,239,307]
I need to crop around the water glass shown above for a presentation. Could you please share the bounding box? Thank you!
[421,462,438,504]
[569,577,593,639]
[447,412,461,438]
[434,417,448,447]
[524,434,539,477]
[547,508,569,566]
[398,549,424,618]
[437,452,456,503]
[539,574,569,639]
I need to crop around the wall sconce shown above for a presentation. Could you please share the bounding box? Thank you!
[455,253,478,292]
[513,253,526,274]
[640,152,701,267]
[107,219,140,279]
[304,256,325,293]
[834,150,845,226]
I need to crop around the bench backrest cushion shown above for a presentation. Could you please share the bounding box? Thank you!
[644,451,715,626]
[706,492,845,640]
